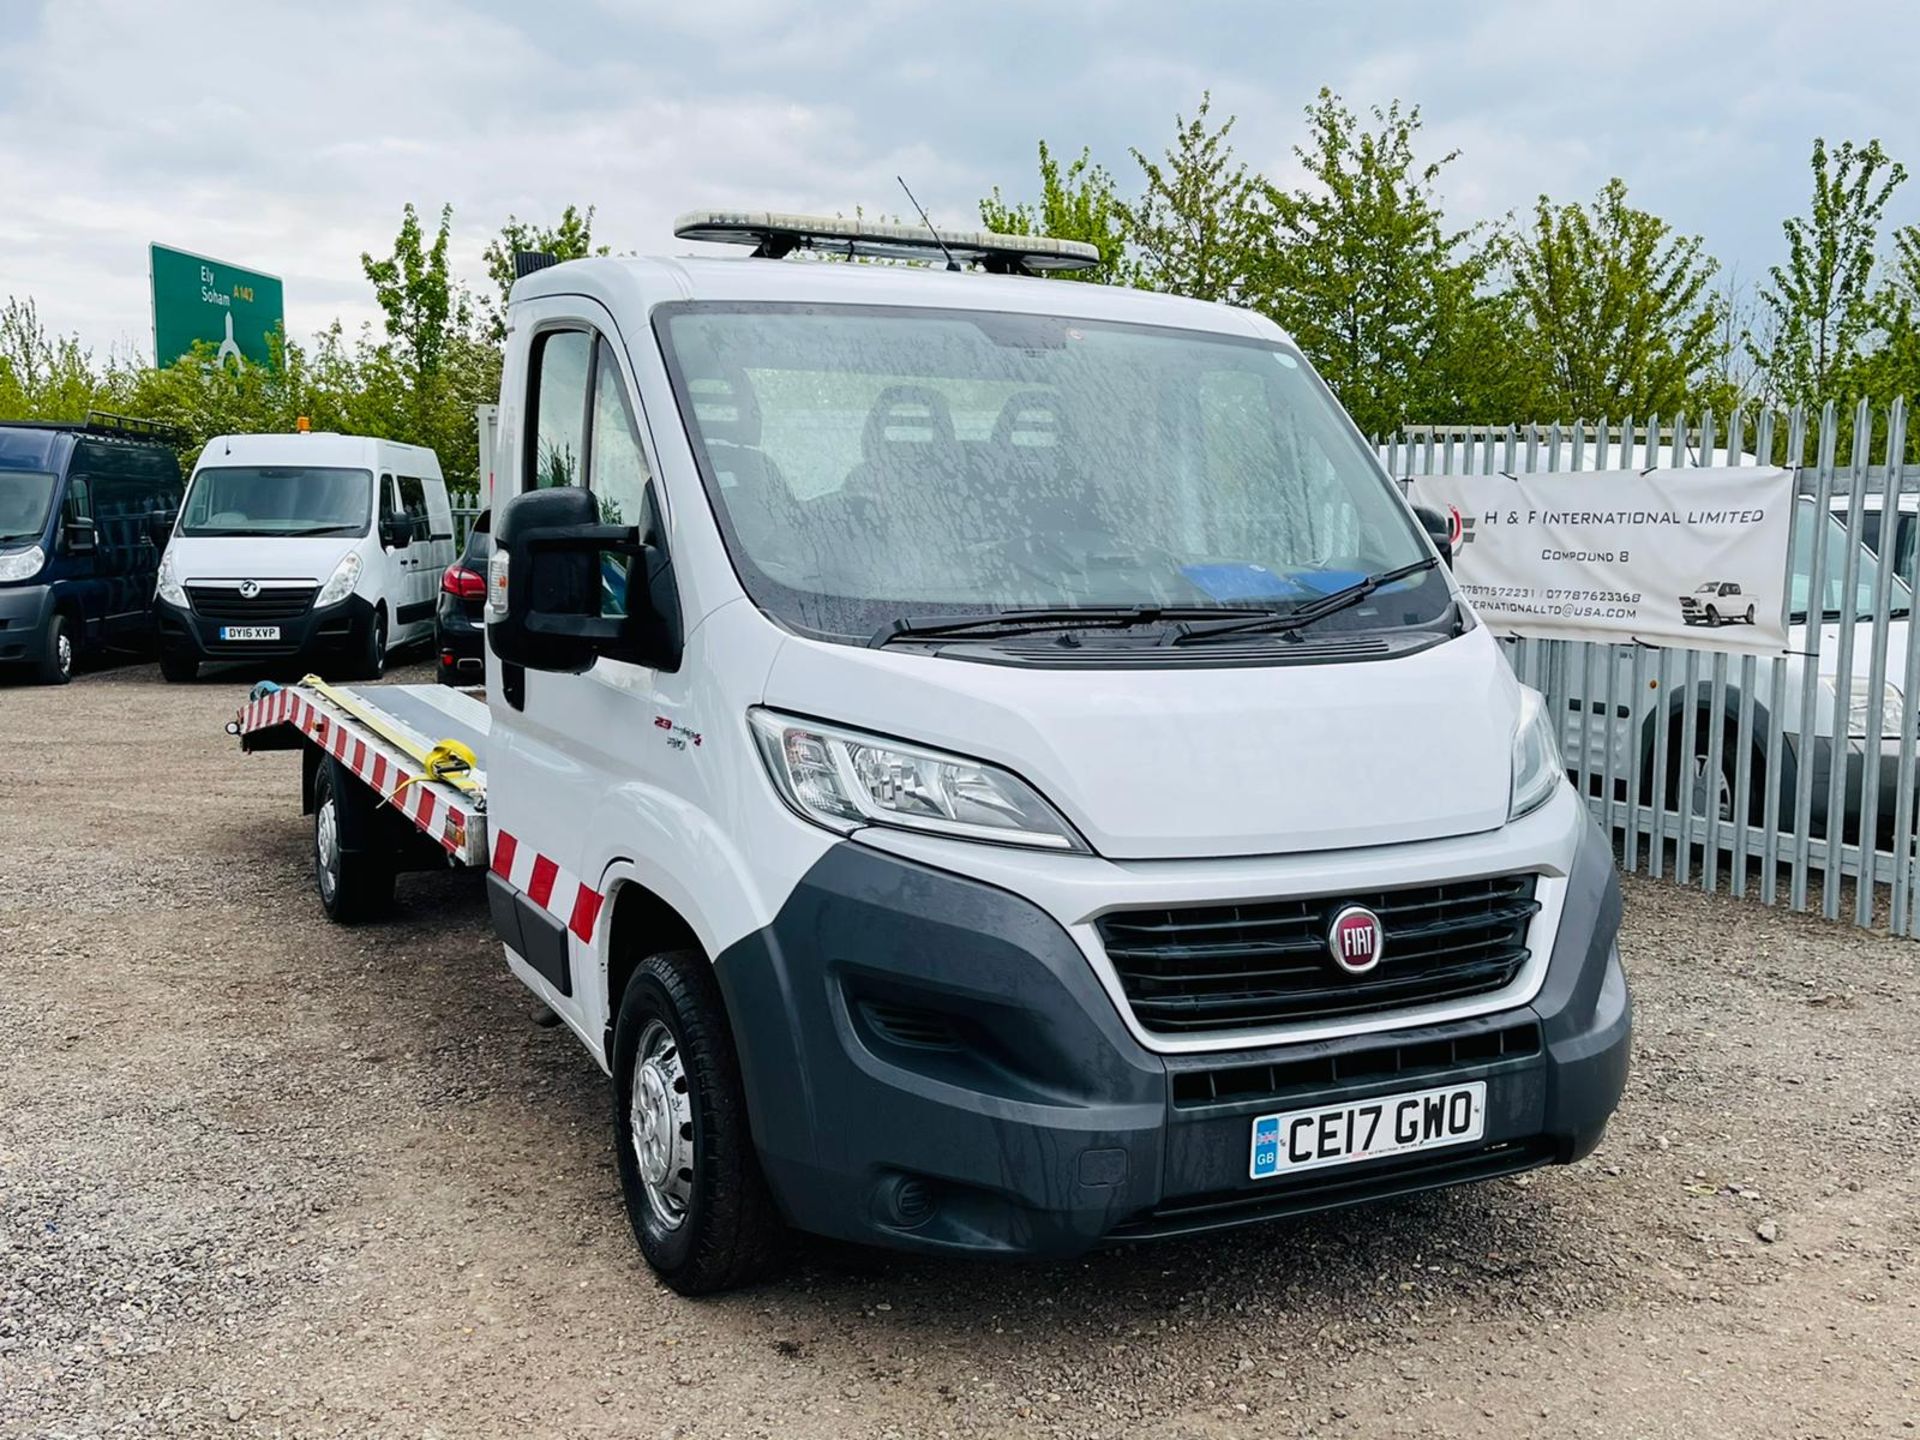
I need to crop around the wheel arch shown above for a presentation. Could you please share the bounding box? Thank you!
[1634,678,1797,803]
[602,875,705,1055]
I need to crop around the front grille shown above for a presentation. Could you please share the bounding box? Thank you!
[1097,874,1541,1034]
[186,583,319,621]
[1170,1019,1542,1108]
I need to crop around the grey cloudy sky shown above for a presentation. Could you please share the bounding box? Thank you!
[3,0,1916,358]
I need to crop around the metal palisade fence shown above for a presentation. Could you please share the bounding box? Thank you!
[451,497,482,553]
[1383,401,1920,936]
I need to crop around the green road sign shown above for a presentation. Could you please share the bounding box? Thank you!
[150,243,285,369]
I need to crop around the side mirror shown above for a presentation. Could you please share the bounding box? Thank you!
[1413,505,1454,568]
[65,517,97,555]
[488,485,681,674]
[381,515,412,549]
[147,511,176,548]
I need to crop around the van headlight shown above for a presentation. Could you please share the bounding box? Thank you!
[748,709,1089,852]
[154,549,186,605]
[1509,685,1564,820]
[315,551,363,607]
[1821,678,1904,739]
[0,545,46,583]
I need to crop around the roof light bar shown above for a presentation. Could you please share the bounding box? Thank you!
[672,209,1101,273]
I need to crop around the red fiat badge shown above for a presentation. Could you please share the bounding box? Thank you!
[1328,905,1384,975]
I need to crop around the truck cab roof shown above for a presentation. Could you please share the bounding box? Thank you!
[509,253,1294,346]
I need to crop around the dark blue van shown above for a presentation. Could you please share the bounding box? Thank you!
[0,414,185,684]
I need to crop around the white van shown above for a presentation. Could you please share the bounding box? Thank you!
[240,216,1631,1294]
[156,432,453,681]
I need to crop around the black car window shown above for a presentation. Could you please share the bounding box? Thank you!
[462,510,491,565]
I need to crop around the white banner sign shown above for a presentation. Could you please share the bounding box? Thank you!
[1402,466,1795,653]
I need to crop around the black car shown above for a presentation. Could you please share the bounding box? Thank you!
[437,509,489,685]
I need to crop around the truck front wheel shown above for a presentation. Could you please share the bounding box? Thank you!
[611,948,784,1295]
[313,758,395,923]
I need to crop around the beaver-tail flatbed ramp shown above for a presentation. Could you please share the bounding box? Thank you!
[233,678,491,866]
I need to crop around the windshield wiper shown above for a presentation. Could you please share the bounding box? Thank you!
[1172,557,1439,646]
[869,604,1277,648]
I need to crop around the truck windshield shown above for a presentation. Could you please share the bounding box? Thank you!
[180,466,373,538]
[657,303,1442,644]
[0,471,56,543]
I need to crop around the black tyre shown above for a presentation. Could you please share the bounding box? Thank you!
[1745,603,1756,625]
[312,758,395,923]
[159,651,198,683]
[355,608,388,681]
[611,948,784,1295]
[34,612,75,685]
[1705,604,1721,627]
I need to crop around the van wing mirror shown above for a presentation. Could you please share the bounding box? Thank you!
[65,516,97,554]
[489,486,681,674]
[381,515,412,549]
[1412,505,1454,568]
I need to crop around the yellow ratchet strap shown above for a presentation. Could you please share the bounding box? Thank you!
[300,675,483,797]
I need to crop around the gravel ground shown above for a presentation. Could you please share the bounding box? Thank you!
[2,657,1916,1439]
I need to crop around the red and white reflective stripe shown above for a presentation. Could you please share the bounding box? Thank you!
[235,687,484,865]
[490,827,604,944]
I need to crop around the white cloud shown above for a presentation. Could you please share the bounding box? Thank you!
[1,0,1916,360]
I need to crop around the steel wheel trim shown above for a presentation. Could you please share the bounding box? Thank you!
[630,1018,695,1231]
[56,631,72,676]
[1688,755,1734,822]
[316,796,340,901]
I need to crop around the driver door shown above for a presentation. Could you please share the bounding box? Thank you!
[487,299,674,1055]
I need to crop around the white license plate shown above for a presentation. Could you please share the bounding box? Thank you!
[1249,1081,1486,1180]
[218,625,281,642]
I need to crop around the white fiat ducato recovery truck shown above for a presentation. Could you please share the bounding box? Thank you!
[233,213,1629,1294]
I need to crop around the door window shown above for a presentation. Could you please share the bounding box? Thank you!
[396,475,431,541]
[379,473,401,534]
[526,326,659,622]
[62,476,92,524]
[529,330,592,490]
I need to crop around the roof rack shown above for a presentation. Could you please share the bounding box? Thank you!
[1,411,191,447]
[672,209,1101,274]
[85,410,191,446]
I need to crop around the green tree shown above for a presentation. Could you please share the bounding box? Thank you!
[1845,223,1920,455]
[358,202,498,494]
[0,297,120,421]
[1257,90,1525,436]
[482,203,608,340]
[1120,94,1270,303]
[978,142,1133,282]
[1751,138,1906,407]
[1502,178,1723,419]
[361,202,470,380]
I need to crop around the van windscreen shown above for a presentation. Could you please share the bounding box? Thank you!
[657,302,1444,645]
[0,472,57,543]
[180,466,373,538]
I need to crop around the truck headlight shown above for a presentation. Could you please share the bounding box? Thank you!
[0,545,46,583]
[315,551,363,607]
[748,709,1089,852]
[1821,678,1904,739]
[1509,685,1564,820]
[154,549,186,605]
